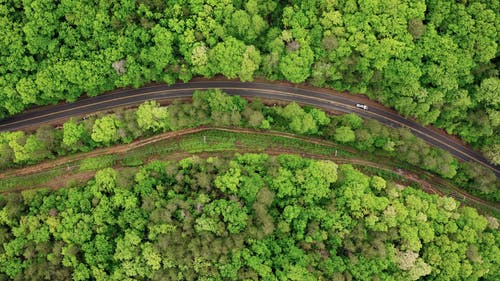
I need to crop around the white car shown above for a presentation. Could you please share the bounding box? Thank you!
[356,103,368,110]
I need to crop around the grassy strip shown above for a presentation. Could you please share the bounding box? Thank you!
[79,155,117,171]
[1,129,498,218]
[0,130,353,191]
[0,168,64,192]
[354,165,411,185]
[123,130,354,160]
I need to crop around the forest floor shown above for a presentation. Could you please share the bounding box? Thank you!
[1,127,498,217]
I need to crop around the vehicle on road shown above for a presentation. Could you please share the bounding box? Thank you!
[0,80,497,177]
[356,103,368,110]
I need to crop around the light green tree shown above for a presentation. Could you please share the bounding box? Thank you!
[239,46,261,82]
[279,42,314,83]
[136,101,169,133]
[91,116,120,146]
[63,119,85,149]
[334,126,356,143]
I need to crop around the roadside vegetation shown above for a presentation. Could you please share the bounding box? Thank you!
[1,90,497,201]
[0,1,498,279]
[0,0,498,163]
[3,127,498,217]
[0,154,498,280]
[0,129,353,192]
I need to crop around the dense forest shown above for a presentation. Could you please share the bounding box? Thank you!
[1,90,497,201]
[0,0,498,163]
[0,154,498,280]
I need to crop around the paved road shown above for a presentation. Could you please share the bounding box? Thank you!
[0,80,498,177]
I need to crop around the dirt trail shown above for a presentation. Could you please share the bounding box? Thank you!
[1,127,497,212]
[0,127,353,179]
[2,148,439,196]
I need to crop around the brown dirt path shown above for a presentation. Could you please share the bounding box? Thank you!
[2,126,497,214]
[0,127,355,179]
[2,148,438,196]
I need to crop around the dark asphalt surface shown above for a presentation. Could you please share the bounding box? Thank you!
[0,80,498,177]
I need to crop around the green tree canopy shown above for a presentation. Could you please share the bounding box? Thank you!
[91,116,120,146]
[136,101,169,133]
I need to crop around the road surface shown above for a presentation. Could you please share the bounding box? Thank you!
[0,80,498,177]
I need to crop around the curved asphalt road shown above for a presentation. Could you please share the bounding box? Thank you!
[0,80,498,177]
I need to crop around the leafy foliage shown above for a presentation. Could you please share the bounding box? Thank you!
[0,154,498,280]
[135,100,169,133]
[0,0,497,163]
[1,90,496,201]
[91,116,120,146]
